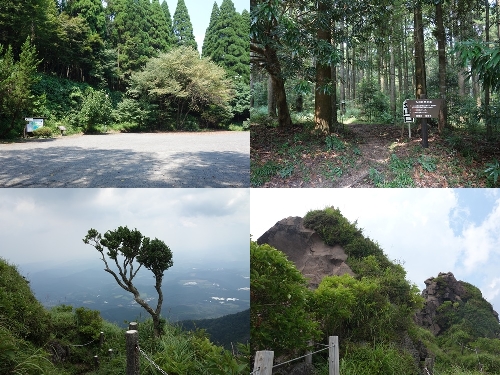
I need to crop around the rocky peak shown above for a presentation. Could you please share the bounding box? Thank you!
[415,271,500,337]
[256,216,354,288]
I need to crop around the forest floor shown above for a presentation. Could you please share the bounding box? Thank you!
[251,122,500,188]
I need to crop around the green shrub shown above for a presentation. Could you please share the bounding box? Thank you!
[484,159,500,185]
[357,78,392,123]
[249,106,277,127]
[250,241,320,357]
[32,126,53,137]
[303,207,383,258]
[76,88,112,133]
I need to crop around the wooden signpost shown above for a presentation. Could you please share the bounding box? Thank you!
[405,97,443,148]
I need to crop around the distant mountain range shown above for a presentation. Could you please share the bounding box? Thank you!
[21,259,249,326]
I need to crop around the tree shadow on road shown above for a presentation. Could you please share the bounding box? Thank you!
[0,147,249,187]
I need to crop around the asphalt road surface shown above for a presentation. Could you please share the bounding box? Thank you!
[0,132,249,187]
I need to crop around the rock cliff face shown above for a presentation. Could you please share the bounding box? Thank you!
[257,216,354,288]
[414,272,466,335]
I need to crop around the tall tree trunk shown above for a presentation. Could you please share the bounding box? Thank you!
[341,46,346,104]
[497,0,500,39]
[485,0,492,138]
[267,75,277,117]
[390,43,396,123]
[346,47,351,100]
[414,3,426,99]
[397,34,403,101]
[351,45,356,100]
[403,19,409,96]
[315,0,332,133]
[331,64,338,127]
[436,1,447,133]
[378,49,383,92]
[259,44,291,127]
[250,58,255,108]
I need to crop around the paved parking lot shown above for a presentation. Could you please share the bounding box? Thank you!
[0,132,249,187]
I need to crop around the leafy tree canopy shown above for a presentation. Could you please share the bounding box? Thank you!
[83,226,173,336]
[0,39,42,138]
[172,0,197,50]
[455,41,500,92]
[129,46,233,128]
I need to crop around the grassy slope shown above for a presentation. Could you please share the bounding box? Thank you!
[0,257,249,375]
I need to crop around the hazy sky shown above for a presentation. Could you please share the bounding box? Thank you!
[162,0,249,54]
[0,189,249,269]
[251,188,500,315]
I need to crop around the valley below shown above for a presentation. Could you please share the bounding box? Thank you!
[21,259,249,325]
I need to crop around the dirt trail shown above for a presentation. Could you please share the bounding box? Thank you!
[337,124,405,187]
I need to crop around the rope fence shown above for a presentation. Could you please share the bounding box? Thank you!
[272,346,330,369]
[68,338,98,347]
[252,336,339,375]
[458,341,484,372]
[138,345,169,375]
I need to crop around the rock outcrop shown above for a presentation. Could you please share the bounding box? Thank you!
[415,272,465,335]
[257,216,354,288]
[414,272,497,336]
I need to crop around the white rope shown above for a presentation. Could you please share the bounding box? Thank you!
[69,339,96,347]
[138,346,169,375]
[250,366,261,375]
[272,346,330,368]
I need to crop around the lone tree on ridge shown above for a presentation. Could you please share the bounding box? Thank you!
[83,226,173,337]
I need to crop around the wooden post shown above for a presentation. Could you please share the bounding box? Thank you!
[100,331,104,347]
[253,350,274,375]
[420,94,429,148]
[329,336,339,375]
[93,355,99,369]
[129,322,138,331]
[108,348,114,358]
[126,330,139,375]
[305,340,313,364]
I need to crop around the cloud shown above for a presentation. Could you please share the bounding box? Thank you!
[459,198,500,273]
[0,189,249,267]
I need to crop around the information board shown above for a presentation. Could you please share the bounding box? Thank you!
[25,118,44,132]
[405,99,443,118]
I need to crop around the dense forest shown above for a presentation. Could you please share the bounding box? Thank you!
[0,0,250,138]
[0,257,249,374]
[250,0,500,188]
[251,207,500,375]
[179,308,250,350]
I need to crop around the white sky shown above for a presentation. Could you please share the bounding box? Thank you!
[251,188,500,315]
[162,0,249,54]
[0,189,249,268]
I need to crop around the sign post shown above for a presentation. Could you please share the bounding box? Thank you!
[405,97,443,148]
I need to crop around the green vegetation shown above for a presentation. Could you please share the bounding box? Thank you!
[250,241,320,357]
[127,46,233,130]
[251,207,500,375]
[172,0,197,51]
[0,40,42,138]
[0,257,248,374]
[179,309,250,350]
[0,0,249,139]
[250,0,500,187]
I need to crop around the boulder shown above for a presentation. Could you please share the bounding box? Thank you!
[257,216,354,288]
